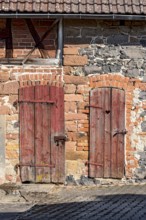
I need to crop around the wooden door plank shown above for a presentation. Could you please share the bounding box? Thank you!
[103,88,111,177]
[89,89,97,177]
[117,90,125,178]
[96,88,104,177]
[111,88,125,178]
[57,86,65,183]
[19,86,35,182]
[50,85,57,183]
[50,86,65,183]
[89,88,104,178]
[111,88,119,178]
[35,85,51,183]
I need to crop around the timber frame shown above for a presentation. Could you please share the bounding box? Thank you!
[0,18,63,66]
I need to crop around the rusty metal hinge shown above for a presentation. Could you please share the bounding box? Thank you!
[113,129,127,137]
[85,161,103,166]
[16,163,55,168]
[19,99,55,104]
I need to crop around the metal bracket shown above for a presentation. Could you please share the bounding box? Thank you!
[85,161,103,166]
[16,163,55,168]
[19,99,55,104]
[113,129,127,137]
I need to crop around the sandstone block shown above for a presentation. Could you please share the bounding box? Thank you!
[65,102,77,113]
[64,84,76,94]
[65,94,83,102]
[65,113,87,121]
[64,55,88,66]
[63,47,79,55]
[0,106,11,115]
[64,75,88,85]
[2,81,19,95]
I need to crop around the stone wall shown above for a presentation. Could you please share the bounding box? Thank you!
[64,20,146,80]
[63,19,146,181]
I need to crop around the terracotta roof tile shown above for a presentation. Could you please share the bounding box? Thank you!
[0,0,146,15]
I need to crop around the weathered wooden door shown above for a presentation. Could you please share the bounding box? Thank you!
[89,87,125,179]
[19,85,65,183]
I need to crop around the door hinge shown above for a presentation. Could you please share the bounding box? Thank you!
[16,163,55,168]
[85,161,103,166]
[113,129,127,137]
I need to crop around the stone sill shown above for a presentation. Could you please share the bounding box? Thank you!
[0,58,60,66]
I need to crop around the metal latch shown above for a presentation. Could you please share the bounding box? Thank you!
[54,135,67,146]
[113,129,127,137]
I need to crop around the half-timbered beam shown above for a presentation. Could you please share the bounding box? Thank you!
[5,19,13,58]
[22,19,59,65]
[56,19,63,64]
[25,19,48,59]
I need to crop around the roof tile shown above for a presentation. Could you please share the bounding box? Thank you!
[0,0,145,15]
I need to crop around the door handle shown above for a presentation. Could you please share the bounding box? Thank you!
[54,135,67,146]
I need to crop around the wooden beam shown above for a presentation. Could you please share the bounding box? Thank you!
[0,29,9,39]
[5,19,13,58]
[25,19,48,58]
[56,19,63,64]
[22,19,59,65]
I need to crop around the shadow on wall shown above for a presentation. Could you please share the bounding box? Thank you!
[1,194,146,220]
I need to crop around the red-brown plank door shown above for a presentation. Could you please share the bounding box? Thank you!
[89,87,125,179]
[19,85,65,183]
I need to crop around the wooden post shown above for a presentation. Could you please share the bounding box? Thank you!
[5,18,13,58]
[56,19,63,64]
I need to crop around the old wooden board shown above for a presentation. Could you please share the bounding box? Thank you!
[19,86,35,182]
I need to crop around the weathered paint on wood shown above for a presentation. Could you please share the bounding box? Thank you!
[19,86,35,182]
[111,88,125,178]
[89,87,125,179]
[51,86,65,183]
[19,85,65,183]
